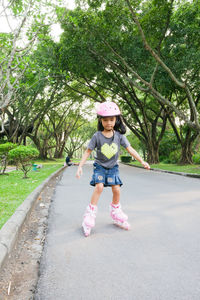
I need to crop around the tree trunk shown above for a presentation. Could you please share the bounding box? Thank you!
[54,150,63,159]
[0,156,7,174]
[29,135,48,160]
[54,141,66,158]
[48,149,54,159]
[179,129,198,165]
[180,149,192,164]
[39,148,48,160]
[147,143,160,164]
[179,142,193,164]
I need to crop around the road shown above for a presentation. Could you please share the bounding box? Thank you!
[35,163,200,300]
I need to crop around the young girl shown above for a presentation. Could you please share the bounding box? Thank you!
[76,102,150,236]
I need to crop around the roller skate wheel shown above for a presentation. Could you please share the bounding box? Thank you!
[114,220,130,230]
[82,223,91,237]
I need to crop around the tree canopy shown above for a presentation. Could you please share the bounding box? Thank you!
[0,0,199,163]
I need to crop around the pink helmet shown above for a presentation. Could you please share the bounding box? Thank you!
[96,102,121,117]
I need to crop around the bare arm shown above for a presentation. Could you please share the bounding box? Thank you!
[126,145,150,170]
[76,149,92,178]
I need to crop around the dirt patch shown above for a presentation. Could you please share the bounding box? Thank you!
[0,172,63,300]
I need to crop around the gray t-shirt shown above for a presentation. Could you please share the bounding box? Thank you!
[87,131,130,168]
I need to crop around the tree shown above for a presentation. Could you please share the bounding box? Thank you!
[65,120,96,158]
[55,0,200,162]
[39,105,84,159]
[122,0,200,131]
[0,0,58,132]
[166,112,199,164]
[8,145,39,178]
[121,96,168,163]
[159,127,181,163]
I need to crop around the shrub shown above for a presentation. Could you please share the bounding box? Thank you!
[168,150,181,164]
[120,155,132,163]
[8,146,39,178]
[159,130,181,162]
[0,142,17,175]
[192,153,200,164]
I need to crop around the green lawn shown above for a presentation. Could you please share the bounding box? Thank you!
[128,161,200,174]
[0,159,64,229]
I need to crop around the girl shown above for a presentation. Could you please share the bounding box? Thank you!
[76,102,150,236]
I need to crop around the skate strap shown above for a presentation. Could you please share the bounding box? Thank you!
[111,203,120,209]
[89,204,97,211]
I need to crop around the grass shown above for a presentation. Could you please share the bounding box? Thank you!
[128,161,200,174]
[0,159,64,229]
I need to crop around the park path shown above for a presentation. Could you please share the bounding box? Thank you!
[35,163,200,300]
[5,166,16,172]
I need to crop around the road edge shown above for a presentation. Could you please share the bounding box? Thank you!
[121,162,200,179]
[0,166,66,270]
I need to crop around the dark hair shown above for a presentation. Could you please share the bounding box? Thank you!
[97,115,126,134]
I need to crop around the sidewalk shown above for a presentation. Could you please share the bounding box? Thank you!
[35,163,200,300]
[5,166,16,172]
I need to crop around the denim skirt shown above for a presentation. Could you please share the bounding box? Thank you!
[90,163,123,187]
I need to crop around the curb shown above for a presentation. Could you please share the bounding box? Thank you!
[0,166,66,270]
[121,162,200,179]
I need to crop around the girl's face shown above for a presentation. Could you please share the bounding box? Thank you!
[101,116,116,131]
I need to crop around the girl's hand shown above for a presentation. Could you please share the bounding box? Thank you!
[76,166,83,179]
[142,161,150,170]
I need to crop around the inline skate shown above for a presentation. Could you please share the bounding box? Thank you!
[82,204,97,237]
[110,203,130,230]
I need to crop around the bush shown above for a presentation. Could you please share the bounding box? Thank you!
[159,130,181,162]
[192,153,200,164]
[8,146,39,178]
[168,150,181,164]
[0,142,17,174]
[120,155,132,163]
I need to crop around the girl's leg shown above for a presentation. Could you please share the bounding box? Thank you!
[82,183,104,236]
[111,185,120,205]
[90,183,104,206]
[110,185,130,230]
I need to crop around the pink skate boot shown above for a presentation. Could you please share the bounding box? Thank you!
[82,204,97,237]
[110,203,130,230]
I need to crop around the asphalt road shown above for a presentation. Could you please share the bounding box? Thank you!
[35,163,200,300]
